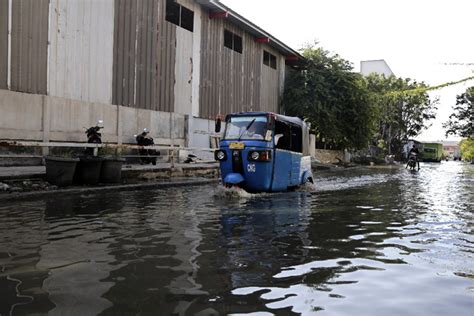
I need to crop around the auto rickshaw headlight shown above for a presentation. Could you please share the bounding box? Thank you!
[248,150,271,162]
[250,151,260,160]
[215,150,227,161]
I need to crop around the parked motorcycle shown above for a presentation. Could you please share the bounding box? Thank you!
[135,128,159,165]
[84,120,104,155]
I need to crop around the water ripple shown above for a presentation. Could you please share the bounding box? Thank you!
[0,163,472,315]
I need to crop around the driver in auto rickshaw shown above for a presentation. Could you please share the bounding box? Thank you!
[243,121,265,140]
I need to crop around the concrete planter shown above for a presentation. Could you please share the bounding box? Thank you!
[45,156,80,187]
[100,158,125,183]
[74,157,104,185]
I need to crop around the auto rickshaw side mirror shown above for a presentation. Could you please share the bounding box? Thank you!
[274,134,284,146]
[215,118,222,133]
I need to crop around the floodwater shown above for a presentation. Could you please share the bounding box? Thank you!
[0,162,473,315]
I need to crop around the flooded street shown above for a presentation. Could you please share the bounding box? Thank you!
[0,162,473,315]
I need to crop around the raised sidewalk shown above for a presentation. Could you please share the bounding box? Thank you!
[0,162,220,201]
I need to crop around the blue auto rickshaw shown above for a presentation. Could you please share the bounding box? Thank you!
[214,112,313,193]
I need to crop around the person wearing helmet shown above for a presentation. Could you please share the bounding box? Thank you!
[407,145,420,170]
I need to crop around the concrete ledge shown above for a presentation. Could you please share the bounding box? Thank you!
[0,178,218,202]
[0,162,219,181]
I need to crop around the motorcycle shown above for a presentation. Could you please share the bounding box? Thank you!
[406,153,418,171]
[84,120,103,156]
[134,128,159,165]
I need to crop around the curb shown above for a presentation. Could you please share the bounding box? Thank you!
[0,172,45,181]
[0,164,220,181]
[0,178,219,202]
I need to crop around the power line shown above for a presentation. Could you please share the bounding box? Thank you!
[385,75,474,97]
[441,62,474,66]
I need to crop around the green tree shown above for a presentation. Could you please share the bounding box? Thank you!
[365,74,438,155]
[459,138,474,161]
[282,45,376,150]
[443,87,474,138]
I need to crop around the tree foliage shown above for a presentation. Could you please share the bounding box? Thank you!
[459,138,474,161]
[282,45,376,150]
[282,45,437,154]
[365,74,438,154]
[443,87,474,138]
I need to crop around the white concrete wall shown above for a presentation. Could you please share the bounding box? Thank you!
[174,0,203,117]
[120,107,186,145]
[278,56,286,113]
[360,60,394,77]
[48,0,114,104]
[0,89,43,140]
[174,27,194,115]
[191,3,202,118]
[0,90,186,146]
[188,117,217,148]
[46,96,118,142]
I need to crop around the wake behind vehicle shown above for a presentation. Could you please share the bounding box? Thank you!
[215,112,313,193]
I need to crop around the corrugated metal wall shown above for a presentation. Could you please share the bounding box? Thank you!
[113,0,176,112]
[242,33,262,112]
[200,17,268,118]
[260,47,281,113]
[10,0,49,94]
[199,16,220,119]
[2,0,287,120]
[156,0,176,112]
[49,0,114,104]
[0,0,7,90]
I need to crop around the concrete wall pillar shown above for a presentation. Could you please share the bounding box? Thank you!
[116,105,122,146]
[184,115,190,148]
[42,95,50,156]
[310,134,316,158]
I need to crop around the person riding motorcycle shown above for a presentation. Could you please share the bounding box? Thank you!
[406,146,420,170]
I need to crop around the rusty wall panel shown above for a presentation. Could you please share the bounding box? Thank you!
[11,0,49,94]
[0,0,8,89]
[113,0,174,112]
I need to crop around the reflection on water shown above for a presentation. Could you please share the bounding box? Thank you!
[0,162,473,315]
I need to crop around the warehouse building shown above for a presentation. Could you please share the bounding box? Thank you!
[0,0,301,148]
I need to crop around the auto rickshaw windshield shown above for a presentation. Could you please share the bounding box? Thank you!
[224,116,268,141]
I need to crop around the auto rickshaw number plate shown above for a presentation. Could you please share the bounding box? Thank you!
[229,142,245,150]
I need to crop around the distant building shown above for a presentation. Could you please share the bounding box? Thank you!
[360,60,394,77]
[443,141,461,159]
